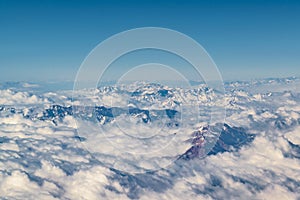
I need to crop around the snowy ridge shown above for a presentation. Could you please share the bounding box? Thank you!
[0,77,300,199]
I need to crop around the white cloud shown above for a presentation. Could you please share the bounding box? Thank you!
[0,79,300,199]
[284,126,300,145]
[0,89,49,105]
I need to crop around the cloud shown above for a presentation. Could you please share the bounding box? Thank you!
[0,89,49,105]
[284,126,300,145]
[0,79,300,199]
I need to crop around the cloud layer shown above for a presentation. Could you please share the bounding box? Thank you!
[0,78,300,199]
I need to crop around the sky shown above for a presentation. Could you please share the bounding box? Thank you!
[0,0,300,82]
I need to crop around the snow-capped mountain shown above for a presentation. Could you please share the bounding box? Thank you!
[0,77,300,199]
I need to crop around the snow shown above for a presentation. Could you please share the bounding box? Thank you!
[0,77,300,199]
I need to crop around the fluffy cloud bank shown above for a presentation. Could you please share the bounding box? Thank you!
[0,78,300,199]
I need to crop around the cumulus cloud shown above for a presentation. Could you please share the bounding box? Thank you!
[0,89,49,105]
[0,79,300,199]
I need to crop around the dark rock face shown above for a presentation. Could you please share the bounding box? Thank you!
[209,124,255,155]
[0,104,180,127]
[157,89,170,97]
[0,103,256,161]
[179,124,255,160]
[42,105,72,120]
[179,145,204,160]
[179,128,207,160]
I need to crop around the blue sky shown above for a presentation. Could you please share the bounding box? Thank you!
[0,0,299,81]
